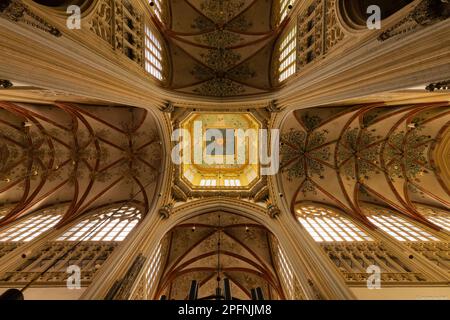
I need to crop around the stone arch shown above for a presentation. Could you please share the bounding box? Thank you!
[339,0,415,29]
[32,0,93,9]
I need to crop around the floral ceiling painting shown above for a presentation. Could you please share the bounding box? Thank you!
[0,102,162,228]
[279,103,450,228]
[164,0,278,97]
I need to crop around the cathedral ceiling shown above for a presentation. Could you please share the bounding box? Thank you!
[179,112,260,188]
[279,103,450,228]
[163,0,278,97]
[0,102,163,227]
[156,211,283,300]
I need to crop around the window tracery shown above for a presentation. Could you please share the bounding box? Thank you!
[144,25,163,80]
[278,25,297,82]
[144,243,162,298]
[278,246,295,298]
[57,205,141,242]
[0,207,63,242]
[363,206,439,242]
[415,205,450,232]
[296,205,373,242]
[271,237,305,299]
[0,204,142,287]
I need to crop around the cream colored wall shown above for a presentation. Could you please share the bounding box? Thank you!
[0,287,85,300]
[350,286,450,300]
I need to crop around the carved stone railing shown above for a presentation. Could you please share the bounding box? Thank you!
[321,242,429,284]
[342,272,426,283]
[296,0,345,69]
[0,0,61,37]
[405,241,450,272]
[0,242,21,259]
[0,242,118,286]
[89,0,144,65]
[378,0,450,41]
[297,0,324,68]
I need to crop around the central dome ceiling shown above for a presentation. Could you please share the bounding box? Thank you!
[163,0,280,97]
[179,112,260,189]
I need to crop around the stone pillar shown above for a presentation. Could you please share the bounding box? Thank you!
[272,208,356,300]
[80,207,169,299]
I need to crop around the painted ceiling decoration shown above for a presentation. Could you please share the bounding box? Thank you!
[280,103,450,229]
[155,211,284,300]
[172,110,268,199]
[280,129,331,192]
[0,102,162,227]
[163,0,280,97]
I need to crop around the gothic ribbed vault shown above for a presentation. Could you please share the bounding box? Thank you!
[156,211,284,300]
[163,0,280,97]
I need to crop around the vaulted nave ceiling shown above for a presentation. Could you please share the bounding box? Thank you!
[156,211,284,300]
[163,0,279,97]
[279,103,450,229]
[0,102,163,227]
[0,0,449,301]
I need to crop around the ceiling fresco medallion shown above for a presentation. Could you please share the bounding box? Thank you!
[177,112,261,190]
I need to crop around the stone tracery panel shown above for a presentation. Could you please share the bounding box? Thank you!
[0,203,142,287]
[292,203,449,284]
[89,0,145,66]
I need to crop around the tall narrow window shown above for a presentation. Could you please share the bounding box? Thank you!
[280,0,295,22]
[57,205,141,242]
[144,25,163,80]
[416,205,450,232]
[224,179,241,187]
[145,243,162,296]
[278,245,295,299]
[364,205,439,241]
[149,0,163,22]
[0,207,63,242]
[296,205,373,242]
[200,179,217,187]
[279,25,297,82]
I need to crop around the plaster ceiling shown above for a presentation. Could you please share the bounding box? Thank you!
[0,102,162,227]
[156,211,283,300]
[279,102,450,229]
[179,112,260,189]
[163,0,279,97]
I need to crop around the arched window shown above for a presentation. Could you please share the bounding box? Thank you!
[296,205,373,242]
[277,245,295,299]
[200,179,217,187]
[145,243,162,296]
[364,205,439,241]
[57,205,141,242]
[0,206,63,242]
[278,25,297,82]
[415,205,450,232]
[224,179,241,187]
[340,0,414,27]
[280,0,296,22]
[144,25,163,80]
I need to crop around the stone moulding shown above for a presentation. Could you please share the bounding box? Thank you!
[0,0,62,37]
